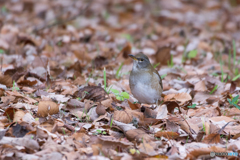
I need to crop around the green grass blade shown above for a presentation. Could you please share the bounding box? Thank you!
[232,74,240,81]
[210,85,218,94]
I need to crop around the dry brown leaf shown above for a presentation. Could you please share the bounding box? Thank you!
[155,131,179,139]
[154,46,171,66]
[36,101,59,117]
[73,76,86,86]
[0,73,13,87]
[125,129,154,143]
[202,133,221,144]
[3,107,18,121]
[72,48,91,63]
[224,125,240,135]
[186,146,227,159]
[101,98,113,108]
[72,132,90,142]
[224,108,240,116]
[164,93,192,105]
[6,91,37,104]
[76,85,108,102]
[116,43,132,64]
[137,139,158,156]
[128,100,140,110]
[194,81,207,92]
[113,108,144,124]
[142,106,157,118]
[189,106,221,118]
[166,119,180,132]
[13,110,26,122]
[17,79,38,86]
[96,104,106,115]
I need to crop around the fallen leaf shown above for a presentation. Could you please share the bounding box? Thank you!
[37,101,59,117]
[155,131,179,139]
[202,133,221,144]
[113,108,144,124]
[76,85,108,102]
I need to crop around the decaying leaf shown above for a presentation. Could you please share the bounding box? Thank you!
[155,131,179,139]
[202,133,221,144]
[113,108,144,124]
[37,101,59,117]
[76,85,108,102]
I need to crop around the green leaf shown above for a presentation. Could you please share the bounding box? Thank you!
[0,49,5,54]
[116,95,123,101]
[161,74,167,79]
[232,95,239,103]
[233,104,240,110]
[121,92,129,99]
[232,74,240,81]
[188,50,197,59]
[228,98,232,105]
[96,130,101,134]
[188,104,196,108]
[110,89,119,94]
[102,131,107,135]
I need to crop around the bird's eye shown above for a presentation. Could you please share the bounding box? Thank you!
[139,58,144,62]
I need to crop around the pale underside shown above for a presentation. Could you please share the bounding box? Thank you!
[130,70,162,104]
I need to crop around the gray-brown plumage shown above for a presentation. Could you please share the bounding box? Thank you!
[129,53,163,104]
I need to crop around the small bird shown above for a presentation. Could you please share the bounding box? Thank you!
[129,53,163,105]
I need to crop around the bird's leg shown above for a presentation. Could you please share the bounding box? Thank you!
[150,99,159,110]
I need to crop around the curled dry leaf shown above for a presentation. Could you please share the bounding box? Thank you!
[88,107,99,121]
[125,129,154,143]
[163,101,181,113]
[0,136,39,150]
[0,73,13,87]
[3,107,18,121]
[116,43,132,64]
[141,106,157,118]
[128,100,140,110]
[186,146,227,159]
[13,110,26,122]
[202,133,221,144]
[96,104,106,115]
[137,139,158,156]
[155,131,180,139]
[154,46,171,66]
[164,93,192,105]
[166,119,180,132]
[76,85,108,102]
[113,108,144,124]
[92,56,108,68]
[194,81,207,92]
[37,101,59,117]
[155,104,168,119]
[101,98,113,108]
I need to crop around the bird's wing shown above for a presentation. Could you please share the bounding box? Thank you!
[153,69,163,89]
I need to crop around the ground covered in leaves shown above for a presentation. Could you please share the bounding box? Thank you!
[1,0,240,159]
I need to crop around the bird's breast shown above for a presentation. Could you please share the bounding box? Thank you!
[129,72,161,104]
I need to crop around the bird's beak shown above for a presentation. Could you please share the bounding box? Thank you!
[129,54,138,61]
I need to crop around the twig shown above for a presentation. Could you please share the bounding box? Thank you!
[33,0,93,32]
[217,121,236,134]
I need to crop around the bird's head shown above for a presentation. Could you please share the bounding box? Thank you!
[129,53,152,70]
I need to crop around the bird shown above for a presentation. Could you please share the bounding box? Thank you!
[129,53,163,105]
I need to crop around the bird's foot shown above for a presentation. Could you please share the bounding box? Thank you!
[150,105,157,110]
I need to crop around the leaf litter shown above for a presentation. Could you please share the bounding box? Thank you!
[0,0,240,159]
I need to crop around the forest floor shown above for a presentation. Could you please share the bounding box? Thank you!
[0,0,240,159]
